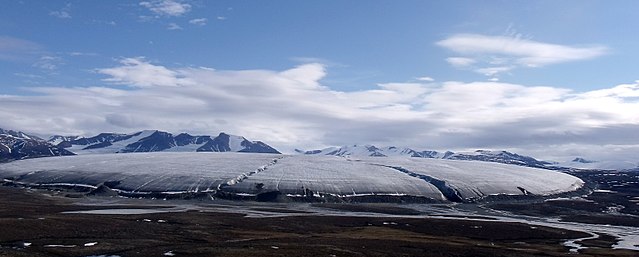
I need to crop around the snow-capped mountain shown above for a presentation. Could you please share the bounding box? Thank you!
[445,150,552,168]
[47,135,79,146]
[0,128,43,141]
[0,128,74,162]
[52,130,280,155]
[297,145,552,168]
[296,145,444,158]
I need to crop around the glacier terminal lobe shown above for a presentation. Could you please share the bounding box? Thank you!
[0,152,584,202]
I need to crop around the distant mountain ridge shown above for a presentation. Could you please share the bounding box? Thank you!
[297,144,553,169]
[297,144,639,170]
[1,127,280,162]
[2,127,636,170]
[52,130,280,155]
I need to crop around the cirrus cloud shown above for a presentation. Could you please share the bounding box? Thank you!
[167,23,183,30]
[437,34,608,79]
[189,18,207,26]
[140,0,191,17]
[0,36,41,61]
[49,3,72,19]
[445,57,476,68]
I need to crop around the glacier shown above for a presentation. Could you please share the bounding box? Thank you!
[0,152,584,202]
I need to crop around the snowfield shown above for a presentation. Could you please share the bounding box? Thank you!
[0,152,584,202]
[65,130,157,155]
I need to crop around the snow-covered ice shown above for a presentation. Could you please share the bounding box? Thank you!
[224,155,446,200]
[0,152,584,202]
[358,157,584,199]
[0,152,277,193]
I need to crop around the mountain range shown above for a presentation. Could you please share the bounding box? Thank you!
[295,145,552,168]
[54,130,280,155]
[295,144,638,170]
[1,127,636,170]
[0,128,279,162]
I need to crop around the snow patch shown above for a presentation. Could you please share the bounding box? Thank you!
[44,244,77,248]
[228,135,246,152]
[68,130,157,155]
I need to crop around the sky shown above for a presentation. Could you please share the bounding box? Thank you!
[1,0,639,163]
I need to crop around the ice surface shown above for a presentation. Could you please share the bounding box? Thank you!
[224,155,445,200]
[162,142,207,152]
[0,152,278,193]
[0,152,584,201]
[358,157,584,199]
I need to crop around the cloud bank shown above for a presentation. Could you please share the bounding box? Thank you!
[1,58,638,162]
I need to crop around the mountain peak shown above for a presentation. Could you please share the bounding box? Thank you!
[1,128,74,162]
[217,132,230,137]
[0,128,42,141]
[572,157,596,163]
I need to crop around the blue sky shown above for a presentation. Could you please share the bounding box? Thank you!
[1,0,639,163]
[2,0,637,92]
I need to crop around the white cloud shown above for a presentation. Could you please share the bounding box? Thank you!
[68,52,98,57]
[97,57,193,87]
[0,36,41,61]
[14,73,44,79]
[32,55,63,71]
[217,16,226,20]
[445,57,476,68]
[437,34,608,77]
[167,23,183,30]
[579,81,639,98]
[49,3,72,19]
[140,0,191,17]
[189,18,207,26]
[416,76,434,82]
[2,59,639,162]
[475,66,513,77]
[49,10,71,19]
